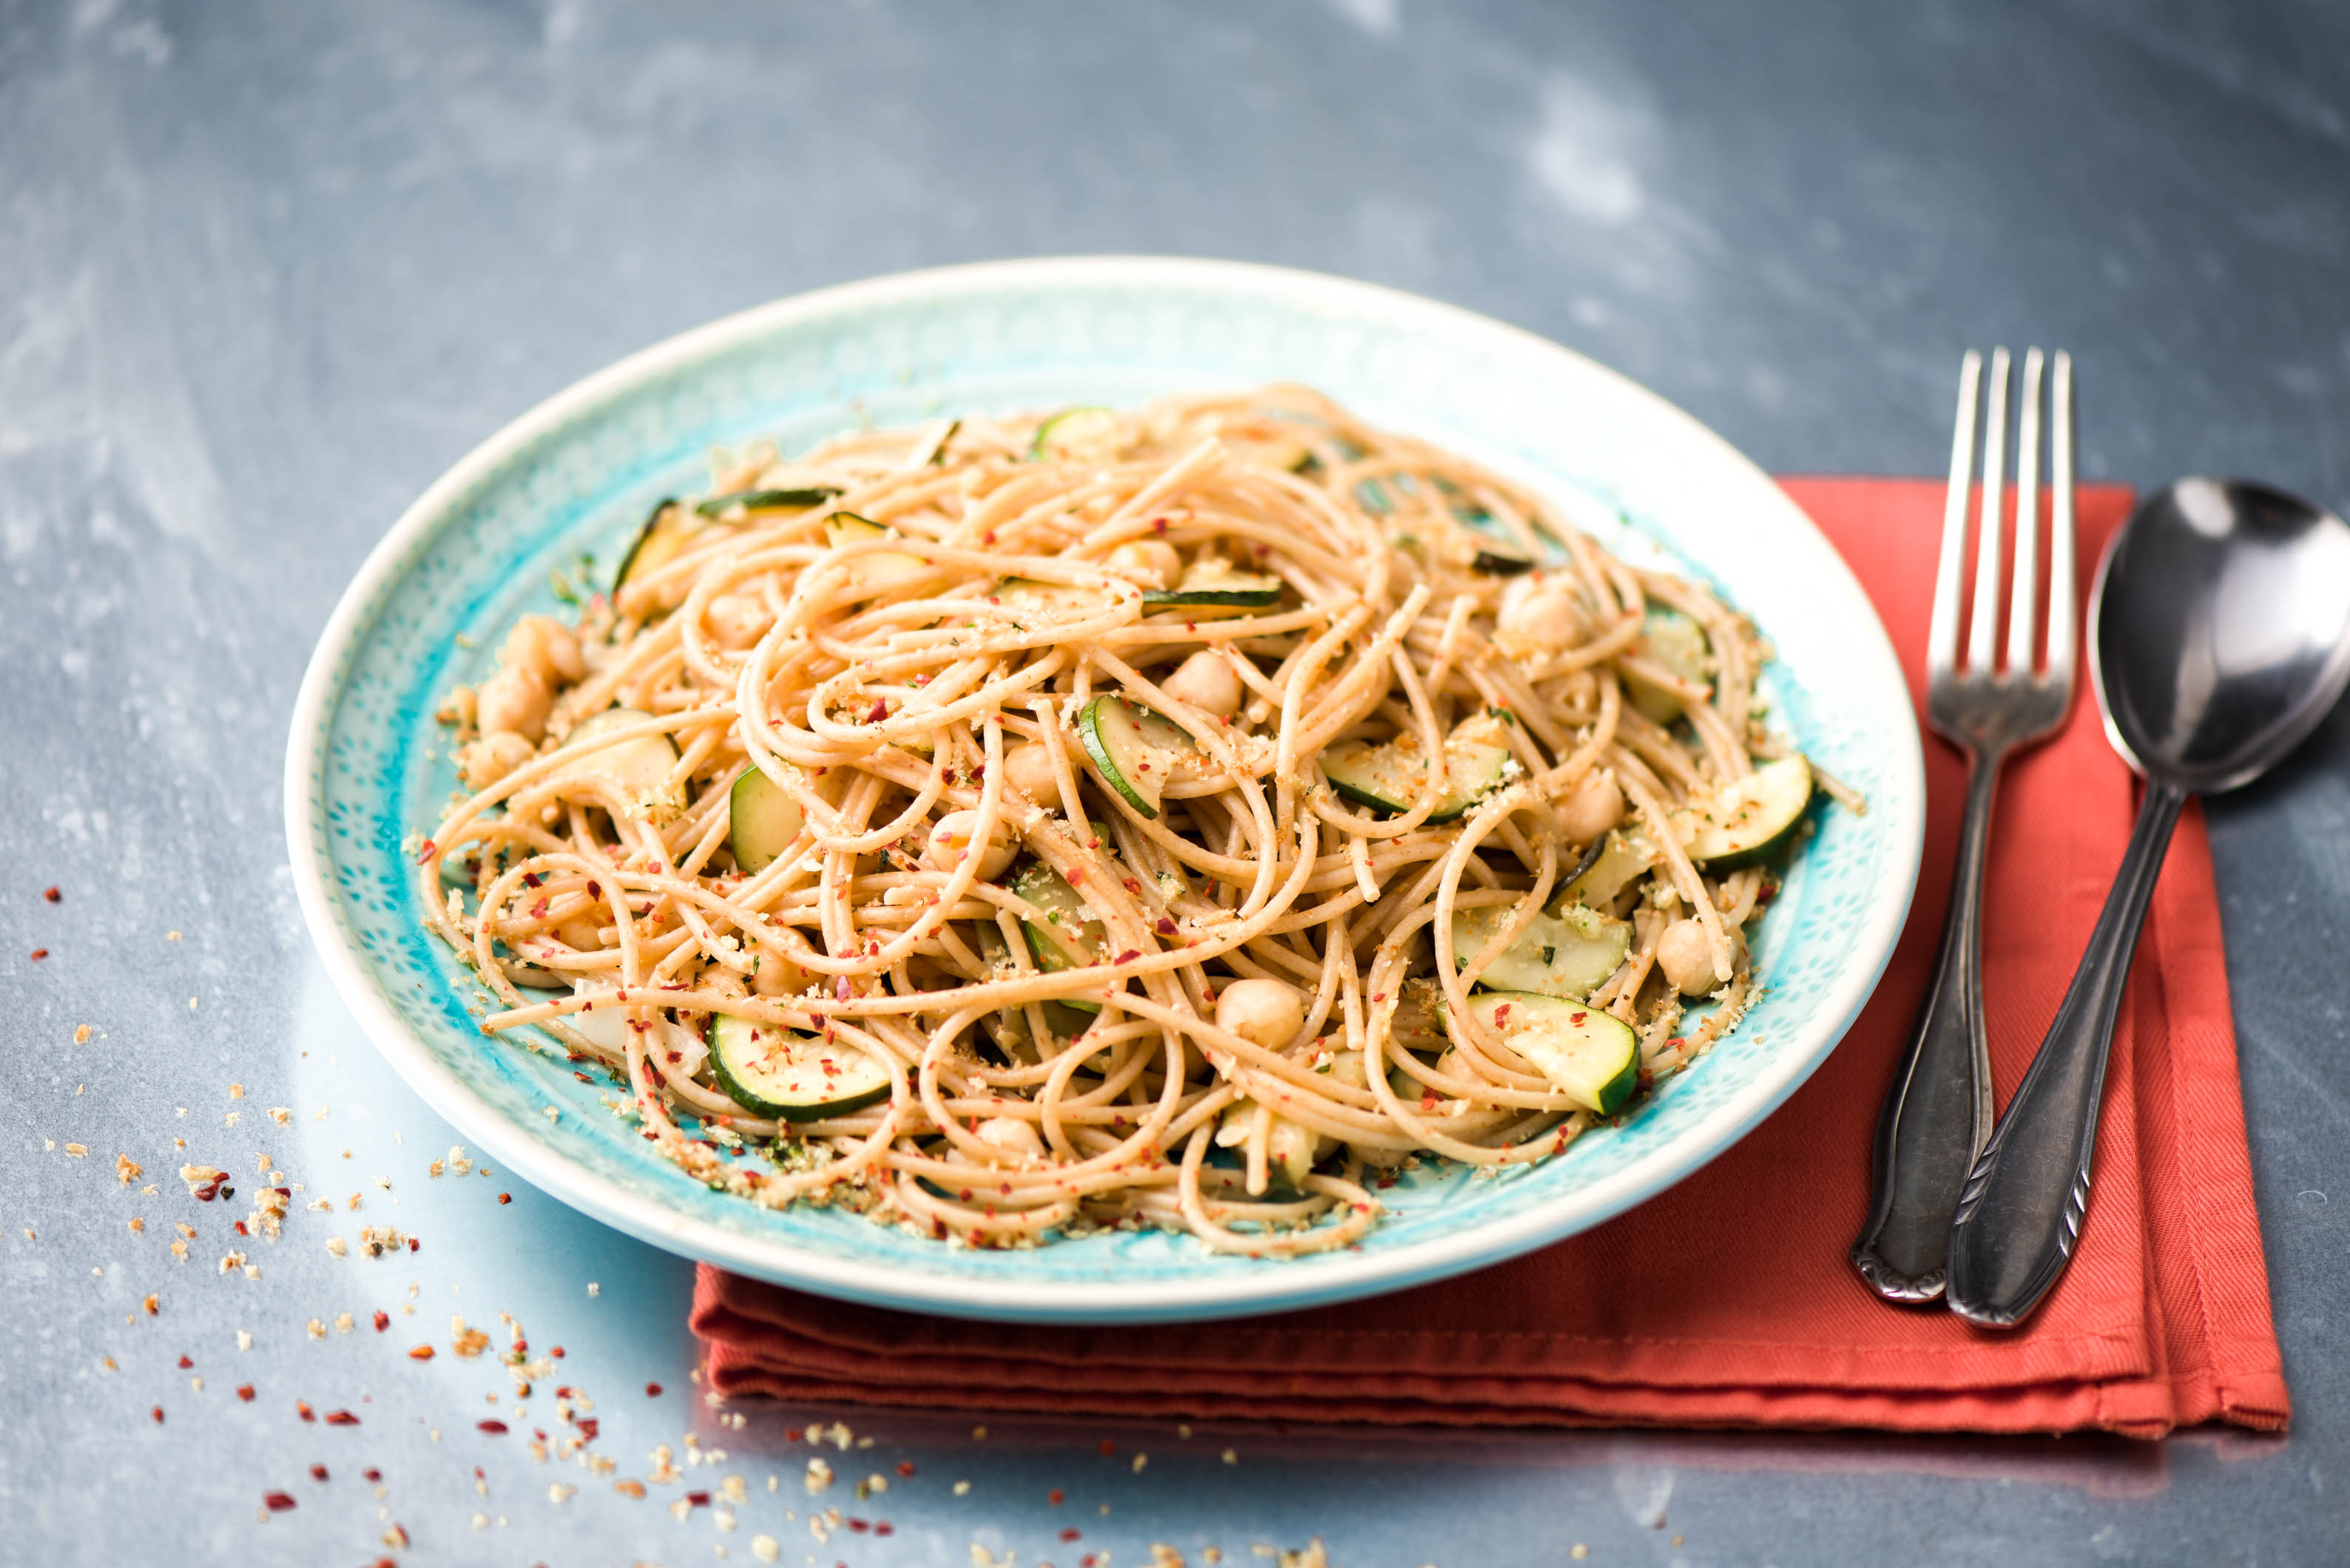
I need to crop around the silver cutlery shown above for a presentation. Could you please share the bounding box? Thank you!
[1946,477,2350,1327]
[1851,348,2077,1303]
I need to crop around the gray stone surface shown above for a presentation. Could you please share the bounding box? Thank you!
[3,1,2346,1562]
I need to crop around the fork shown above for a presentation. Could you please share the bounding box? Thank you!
[1850,348,2077,1303]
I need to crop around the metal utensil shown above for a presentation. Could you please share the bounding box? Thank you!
[1946,477,2350,1328]
[1850,348,2077,1303]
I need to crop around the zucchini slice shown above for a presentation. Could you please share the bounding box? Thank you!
[1320,712,1516,823]
[1142,558,1284,609]
[545,708,683,821]
[706,1013,891,1122]
[1472,548,1537,576]
[1008,860,1106,1014]
[727,766,806,874]
[1212,1098,1318,1194]
[1075,696,1198,820]
[1673,754,1813,871]
[1452,901,1631,1000]
[693,486,841,518]
[1553,828,1658,913]
[612,498,695,595]
[1464,992,1639,1115]
[825,511,929,591]
[1032,407,1127,463]
[1626,607,1711,725]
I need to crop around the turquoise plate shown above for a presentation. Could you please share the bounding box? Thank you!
[285,258,1924,1322]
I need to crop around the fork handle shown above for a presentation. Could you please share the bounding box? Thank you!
[1945,779,2187,1328]
[1848,751,2003,1302]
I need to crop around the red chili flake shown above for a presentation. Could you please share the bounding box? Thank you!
[1098,1439,1115,1457]
[686,1490,711,1507]
[262,1491,297,1513]
[575,1418,598,1441]
[550,1345,565,1359]
[1155,917,1178,936]
[1420,1090,1440,1112]
[1493,1004,1511,1027]
[866,699,889,723]
[587,881,601,899]
[1371,992,1386,1003]
[528,897,550,919]
[297,1401,315,1423]
[371,1311,389,1332]
[846,1518,870,1534]
[522,871,542,888]
[233,1220,249,1236]
[876,1521,895,1537]
[236,1385,255,1402]
[308,1464,328,1482]
[1152,517,1169,535]
[405,1237,419,1253]
[28,949,46,961]
[178,1356,193,1369]
[1569,1011,1586,1025]
[1113,949,1140,965]
[1120,877,1140,893]
[645,1382,662,1397]
[982,530,998,545]
[784,1428,803,1443]
[363,1468,382,1482]
[894,1461,915,1477]
[1047,1489,1064,1506]
[408,1346,435,1362]
[498,1192,511,1205]
[324,1410,359,1426]
[1061,1527,1083,1542]
[150,1406,164,1423]
[43,886,60,902]
[478,1420,507,1435]
[415,839,436,865]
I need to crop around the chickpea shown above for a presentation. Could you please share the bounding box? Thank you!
[1107,539,1182,589]
[474,664,553,743]
[1215,977,1306,1051]
[1496,575,1590,655]
[456,730,536,791]
[1559,768,1623,844]
[973,1115,1046,1162]
[502,614,584,685]
[1162,649,1243,717]
[704,592,769,651]
[923,809,1016,879]
[751,951,817,997]
[1002,741,1063,805]
[1657,917,1724,996]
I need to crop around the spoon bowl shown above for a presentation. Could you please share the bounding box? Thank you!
[1948,476,2350,1328]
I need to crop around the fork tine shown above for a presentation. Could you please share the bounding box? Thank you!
[2044,351,2077,684]
[1967,348,2011,675]
[1928,351,1984,684]
[2007,348,2045,676]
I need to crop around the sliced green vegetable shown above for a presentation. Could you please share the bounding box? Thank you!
[1453,901,1632,1000]
[1141,558,1284,609]
[1320,712,1516,823]
[1031,407,1126,463]
[1075,696,1198,820]
[706,1013,891,1122]
[1553,828,1658,913]
[1212,1098,1317,1194]
[692,486,841,518]
[727,766,806,875]
[612,498,694,595]
[545,708,683,821]
[1626,607,1711,725]
[1673,754,1813,871]
[825,511,928,592]
[1464,992,1639,1115]
[1009,861,1105,1015]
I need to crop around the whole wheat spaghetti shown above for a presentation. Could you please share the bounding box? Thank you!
[419,387,1841,1254]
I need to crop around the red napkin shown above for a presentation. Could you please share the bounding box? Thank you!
[692,478,2290,1436]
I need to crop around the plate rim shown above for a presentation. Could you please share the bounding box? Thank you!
[284,254,1925,1322]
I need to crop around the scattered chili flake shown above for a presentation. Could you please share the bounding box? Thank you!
[176,1355,192,1369]
[498,1193,510,1205]
[1112,949,1140,964]
[406,1237,419,1253]
[575,1418,598,1441]
[1061,1527,1083,1542]
[1048,1489,1064,1506]
[262,1491,297,1513]
[151,1406,164,1424]
[363,1468,382,1482]
[550,1345,564,1359]
[415,839,436,865]
[1156,917,1178,936]
[894,1461,915,1477]
[478,1420,508,1435]
[1098,1439,1116,1457]
[236,1385,254,1402]
[325,1410,359,1426]
[43,886,60,902]
[29,949,47,961]
[408,1345,435,1362]
[876,1522,895,1537]
[309,1464,328,1482]
[687,1490,712,1507]
[373,1311,389,1332]
[297,1401,315,1422]
[847,1518,870,1533]
[645,1382,663,1397]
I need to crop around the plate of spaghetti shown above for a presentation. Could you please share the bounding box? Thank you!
[287,257,1924,1321]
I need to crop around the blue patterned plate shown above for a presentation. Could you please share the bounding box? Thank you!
[286,258,1924,1322]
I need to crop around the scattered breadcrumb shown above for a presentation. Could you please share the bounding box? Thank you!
[268,1107,289,1125]
[325,1237,347,1258]
[116,1154,141,1184]
[74,1024,92,1044]
[64,1143,88,1158]
[128,1217,144,1234]
[229,1084,244,1099]
[237,1331,251,1351]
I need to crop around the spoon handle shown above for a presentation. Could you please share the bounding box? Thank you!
[1848,751,2002,1302]
[1945,779,2188,1328]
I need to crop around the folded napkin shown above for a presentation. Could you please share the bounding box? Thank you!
[693,477,2289,1436]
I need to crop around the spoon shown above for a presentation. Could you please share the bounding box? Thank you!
[1945,477,2350,1328]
